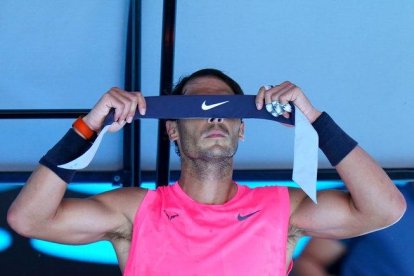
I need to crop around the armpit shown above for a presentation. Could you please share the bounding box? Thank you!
[288,224,303,246]
[106,227,132,242]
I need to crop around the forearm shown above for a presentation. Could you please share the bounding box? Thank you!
[313,112,406,229]
[8,165,67,235]
[336,147,406,228]
[8,127,90,235]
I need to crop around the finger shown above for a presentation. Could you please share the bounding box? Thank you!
[112,89,147,123]
[261,85,281,114]
[264,87,273,105]
[272,82,295,118]
[126,98,137,123]
[265,82,290,105]
[278,82,297,105]
[135,92,146,116]
[270,110,280,117]
[109,120,127,133]
[255,86,267,110]
[109,89,133,123]
[121,92,139,123]
[115,90,146,118]
[106,94,126,123]
[282,108,291,119]
[269,82,292,102]
[107,88,137,123]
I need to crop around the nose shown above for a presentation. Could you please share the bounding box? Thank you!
[208,118,224,123]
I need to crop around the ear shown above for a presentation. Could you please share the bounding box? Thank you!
[165,120,179,141]
[238,121,245,141]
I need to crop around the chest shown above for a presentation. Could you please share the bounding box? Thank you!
[133,205,287,275]
[124,185,291,275]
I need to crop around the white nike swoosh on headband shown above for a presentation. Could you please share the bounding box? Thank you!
[201,100,229,110]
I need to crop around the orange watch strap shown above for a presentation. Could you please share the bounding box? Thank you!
[72,116,96,140]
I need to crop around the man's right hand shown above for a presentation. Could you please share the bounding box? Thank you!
[83,87,146,133]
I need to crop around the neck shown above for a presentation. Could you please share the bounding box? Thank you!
[178,157,236,204]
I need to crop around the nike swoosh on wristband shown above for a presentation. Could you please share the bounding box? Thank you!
[237,210,261,221]
[201,100,229,110]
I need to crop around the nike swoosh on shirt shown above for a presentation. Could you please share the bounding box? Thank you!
[237,210,261,221]
[201,100,229,110]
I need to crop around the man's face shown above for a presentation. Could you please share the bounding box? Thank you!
[167,76,245,160]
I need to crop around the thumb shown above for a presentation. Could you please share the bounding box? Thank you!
[108,120,127,133]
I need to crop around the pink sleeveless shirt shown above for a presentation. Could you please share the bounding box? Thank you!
[124,182,290,275]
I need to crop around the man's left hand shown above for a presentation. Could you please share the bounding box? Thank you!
[255,81,321,123]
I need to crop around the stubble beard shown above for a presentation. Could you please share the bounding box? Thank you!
[177,120,241,179]
[180,138,239,180]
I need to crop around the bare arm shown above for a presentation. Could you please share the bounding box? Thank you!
[290,146,406,238]
[8,165,146,243]
[293,238,346,276]
[7,88,147,244]
[256,82,406,239]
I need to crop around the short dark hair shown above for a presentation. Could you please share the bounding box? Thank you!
[172,68,244,96]
[170,69,243,157]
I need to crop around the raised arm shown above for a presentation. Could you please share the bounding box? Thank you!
[256,82,406,239]
[290,145,405,238]
[7,87,147,244]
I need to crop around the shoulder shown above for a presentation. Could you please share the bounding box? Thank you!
[288,187,307,216]
[244,186,307,217]
[243,184,291,199]
[244,185,291,212]
[92,187,149,224]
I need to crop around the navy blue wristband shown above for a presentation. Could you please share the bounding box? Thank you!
[312,112,358,166]
[39,129,92,183]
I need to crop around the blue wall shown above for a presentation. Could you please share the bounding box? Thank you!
[1,1,413,172]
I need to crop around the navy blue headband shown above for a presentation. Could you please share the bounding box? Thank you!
[103,95,295,126]
[60,94,318,203]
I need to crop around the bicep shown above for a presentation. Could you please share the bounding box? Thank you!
[33,196,126,244]
[31,188,145,245]
[290,189,367,239]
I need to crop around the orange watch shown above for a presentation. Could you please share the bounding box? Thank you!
[72,116,96,140]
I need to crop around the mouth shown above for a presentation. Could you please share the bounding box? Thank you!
[204,129,227,138]
[206,130,226,138]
